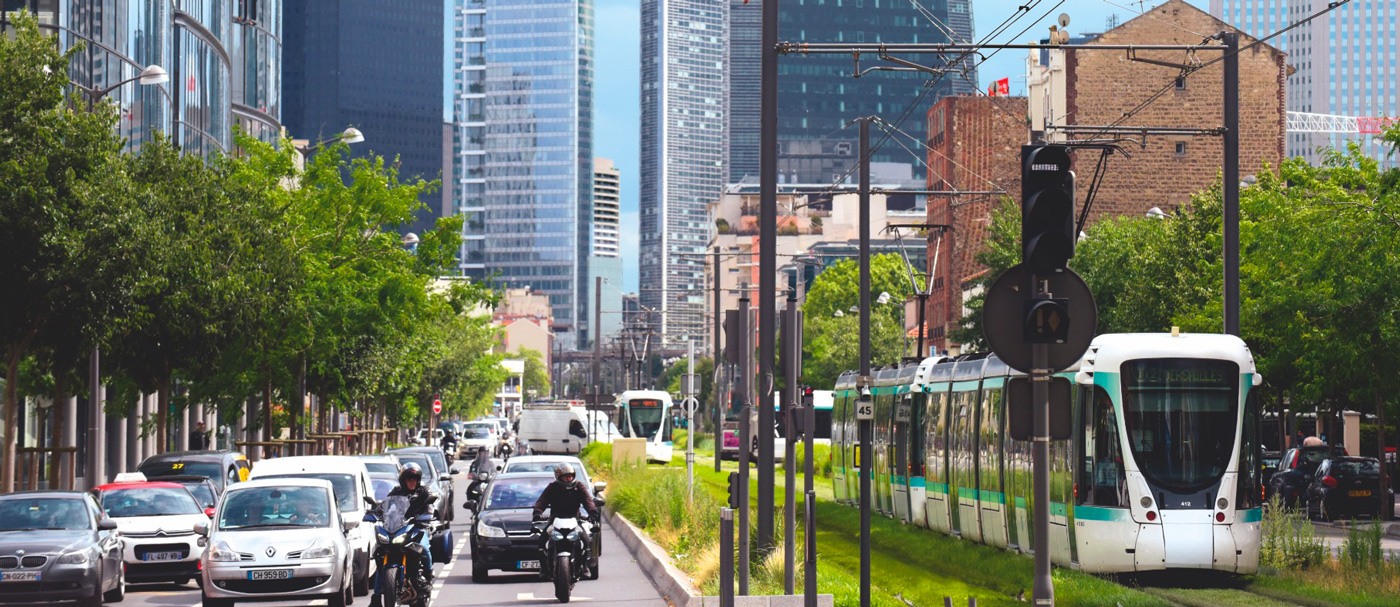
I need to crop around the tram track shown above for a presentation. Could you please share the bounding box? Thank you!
[1114,572,1319,607]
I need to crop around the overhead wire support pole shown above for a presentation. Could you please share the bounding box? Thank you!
[714,246,724,473]
[857,116,873,607]
[1222,30,1240,337]
[757,0,778,556]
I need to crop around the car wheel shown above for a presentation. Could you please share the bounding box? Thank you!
[200,590,233,607]
[328,586,348,607]
[103,566,125,603]
[471,562,488,583]
[353,553,370,596]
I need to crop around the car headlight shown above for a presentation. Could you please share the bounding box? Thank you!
[566,530,580,542]
[209,541,241,562]
[57,551,91,566]
[477,521,507,538]
[375,529,390,544]
[301,540,336,560]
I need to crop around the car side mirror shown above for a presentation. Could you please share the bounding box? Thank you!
[439,474,452,483]
[593,481,607,494]
[192,522,209,536]
[98,518,118,531]
[342,520,360,533]
[464,500,478,511]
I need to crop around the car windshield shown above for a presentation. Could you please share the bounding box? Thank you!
[258,474,358,512]
[396,455,432,476]
[363,462,399,475]
[371,479,395,502]
[139,462,222,485]
[1332,460,1380,477]
[504,462,588,485]
[425,452,449,475]
[1121,358,1240,494]
[102,487,202,517]
[219,486,333,529]
[0,498,90,531]
[485,477,552,510]
[463,425,492,438]
[1297,448,1330,471]
[179,482,217,507]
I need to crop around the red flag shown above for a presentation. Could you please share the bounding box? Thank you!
[996,77,1010,96]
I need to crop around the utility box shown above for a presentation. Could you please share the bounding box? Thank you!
[612,438,647,469]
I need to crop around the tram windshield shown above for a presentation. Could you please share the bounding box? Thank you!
[625,399,667,440]
[1121,358,1240,494]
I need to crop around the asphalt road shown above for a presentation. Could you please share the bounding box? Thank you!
[119,474,667,607]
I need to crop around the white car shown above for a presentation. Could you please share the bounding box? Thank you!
[247,456,376,596]
[93,479,211,585]
[197,478,355,607]
[455,422,499,459]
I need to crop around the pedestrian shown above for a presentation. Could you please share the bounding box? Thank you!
[189,421,209,451]
[1294,429,1304,448]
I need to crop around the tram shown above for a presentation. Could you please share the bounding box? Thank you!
[831,332,1264,573]
[613,390,675,463]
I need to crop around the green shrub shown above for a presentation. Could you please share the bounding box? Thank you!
[607,466,720,573]
[781,442,832,478]
[580,442,613,476]
[1260,495,1328,570]
[1339,519,1385,571]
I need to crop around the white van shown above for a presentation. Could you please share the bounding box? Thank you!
[517,403,591,454]
[246,456,376,596]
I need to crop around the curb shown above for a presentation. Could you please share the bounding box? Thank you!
[1317,519,1400,538]
[607,509,835,607]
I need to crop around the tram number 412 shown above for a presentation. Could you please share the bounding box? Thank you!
[855,401,875,421]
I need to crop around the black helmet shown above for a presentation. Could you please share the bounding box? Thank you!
[400,462,423,485]
[553,462,576,482]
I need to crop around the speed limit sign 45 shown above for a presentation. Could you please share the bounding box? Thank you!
[855,400,874,421]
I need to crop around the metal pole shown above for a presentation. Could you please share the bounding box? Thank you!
[714,247,724,472]
[1222,30,1240,337]
[720,507,735,607]
[739,403,751,595]
[86,348,103,490]
[858,117,873,607]
[757,0,780,555]
[687,340,695,503]
[783,292,797,594]
[804,489,817,607]
[594,275,603,443]
[1032,282,1054,606]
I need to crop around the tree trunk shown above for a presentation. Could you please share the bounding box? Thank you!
[49,375,67,488]
[264,372,274,458]
[4,332,38,493]
[156,376,170,455]
[1377,392,1391,520]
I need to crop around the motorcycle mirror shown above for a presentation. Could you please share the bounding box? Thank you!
[449,467,460,475]
[464,500,478,510]
[363,495,377,508]
[363,512,380,523]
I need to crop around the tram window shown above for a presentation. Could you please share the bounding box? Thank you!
[1080,386,1125,506]
[909,394,926,477]
[1237,390,1261,508]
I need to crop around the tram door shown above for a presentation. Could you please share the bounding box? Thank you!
[950,384,980,540]
[892,391,913,523]
[1003,387,1032,550]
[872,383,892,516]
[924,386,951,533]
[978,382,1009,548]
[907,391,929,528]
[831,388,848,504]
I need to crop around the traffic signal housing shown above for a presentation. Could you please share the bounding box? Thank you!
[1021,145,1076,273]
[726,472,742,509]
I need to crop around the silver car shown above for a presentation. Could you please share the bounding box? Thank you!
[0,492,125,607]
[197,479,355,607]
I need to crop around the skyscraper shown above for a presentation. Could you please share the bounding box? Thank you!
[1212,0,1398,166]
[640,0,729,348]
[450,0,594,349]
[591,158,623,347]
[283,0,446,233]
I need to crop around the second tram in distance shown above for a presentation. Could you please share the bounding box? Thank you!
[830,332,1264,573]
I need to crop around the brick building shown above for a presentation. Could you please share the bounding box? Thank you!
[924,0,1286,353]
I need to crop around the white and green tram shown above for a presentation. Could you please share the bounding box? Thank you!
[831,332,1264,573]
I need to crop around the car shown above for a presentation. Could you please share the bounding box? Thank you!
[455,422,500,459]
[1260,450,1283,496]
[354,454,402,476]
[196,478,355,607]
[136,451,251,494]
[386,446,460,522]
[482,417,513,441]
[466,472,560,582]
[367,472,399,503]
[410,428,445,447]
[1306,457,1393,521]
[499,455,607,506]
[1269,445,1347,508]
[246,456,376,596]
[0,491,125,607]
[146,475,221,510]
[516,406,591,455]
[91,480,210,585]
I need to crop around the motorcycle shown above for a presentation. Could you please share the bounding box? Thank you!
[364,496,435,607]
[532,517,599,603]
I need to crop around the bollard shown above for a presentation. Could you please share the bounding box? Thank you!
[720,508,735,607]
[804,490,817,607]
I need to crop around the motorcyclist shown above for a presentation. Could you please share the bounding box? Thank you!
[469,448,493,475]
[386,463,436,582]
[531,463,599,574]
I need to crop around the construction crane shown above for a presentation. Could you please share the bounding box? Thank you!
[1286,112,1399,135]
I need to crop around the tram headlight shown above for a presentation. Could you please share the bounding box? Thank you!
[1140,496,1153,509]
[1216,497,1228,510]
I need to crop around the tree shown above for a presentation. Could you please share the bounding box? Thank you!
[517,347,549,401]
[801,254,916,387]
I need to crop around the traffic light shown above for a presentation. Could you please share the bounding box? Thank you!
[726,472,742,509]
[1021,145,1076,274]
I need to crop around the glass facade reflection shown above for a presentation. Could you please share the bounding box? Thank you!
[0,1,280,155]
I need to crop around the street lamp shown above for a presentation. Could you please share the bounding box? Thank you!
[72,64,169,102]
[1145,206,1168,219]
[294,127,366,154]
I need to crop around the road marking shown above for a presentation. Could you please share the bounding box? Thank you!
[515,592,592,601]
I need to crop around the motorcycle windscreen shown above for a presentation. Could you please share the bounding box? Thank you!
[383,495,410,532]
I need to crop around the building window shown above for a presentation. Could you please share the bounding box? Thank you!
[1175,141,1187,156]
[1174,76,1186,91]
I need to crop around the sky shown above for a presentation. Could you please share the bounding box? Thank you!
[593,1,1214,292]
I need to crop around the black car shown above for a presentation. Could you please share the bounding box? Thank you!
[1260,450,1283,495]
[136,450,251,494]
[1306,457,1392,521]
[467,472,557,582]
[0,492,125,607]
[387,447,459,522]
[1268,445,1346,508]
[143,475,220,510]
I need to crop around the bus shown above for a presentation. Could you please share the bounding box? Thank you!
[614,390,675,463]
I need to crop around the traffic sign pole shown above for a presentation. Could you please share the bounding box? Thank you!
[1031,283,1053,607]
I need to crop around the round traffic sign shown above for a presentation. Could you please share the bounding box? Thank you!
[432,399,442,414]
[982,264,1097,374]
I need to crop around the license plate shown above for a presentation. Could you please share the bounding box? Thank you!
[0,571,40,582]
[248,569,294,581]
[517,560,540,570]
[1349,490,1371,497]
[143,551,183,562]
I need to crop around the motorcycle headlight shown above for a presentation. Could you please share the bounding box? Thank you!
[301,540,336,560]
[566,530,580,542]
[477,521,507,538]
[56,551,91,566]
[550,530,564,541]
[476,473,489,481]
[391,534,408,545]
[375,529,390,544]
[209,541,241,562]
